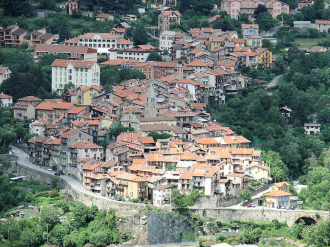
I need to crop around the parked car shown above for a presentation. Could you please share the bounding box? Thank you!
[246,204,251,207]
[59,171,64,175]
[47,168,53,171]
[250,203,256,208]
[54,172,60,176]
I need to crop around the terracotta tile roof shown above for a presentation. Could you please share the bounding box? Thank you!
[273,181,290,187]
[140,123,174,132]
[241,24,259,29]
[35,102,57,111]
[68,106,88,114]
[195,138,218,144]
[218,179,230,183]
[77,157,93,162]
[35,44,97,55]
[180,171,193,179]
[52,102,75,110]
[186,60,208,67]
[265,190,292,197]
[96,13,112,18]
[206,125,222,132]
[60,129,79,138]
[82,163,100,170]
[192,164,210,170]
[0,66,9,74]
[112,28,126,33]
[138,45,155,50]
[193,171,206,177]
[69,140,103,149]
[100,59,126,66]
[138,136,154,144]
[78,86,101,92]
[117,38,134,44]
[0,93,13,99]
[18,96,41,102]
[315,20,330,24]
[51,59,97,69]
[246,34,262,39]
[160,10,181,16]
[191,103,205,110]
[14,103,32,110]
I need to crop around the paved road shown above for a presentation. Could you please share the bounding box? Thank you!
[11,146,117,202]
[268,74,283,88]
[230,187,270,209]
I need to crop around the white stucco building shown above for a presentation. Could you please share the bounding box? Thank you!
[29,120,49,137]
[0,92,13,107]
[51,59,100,94]
[108,47,162,62]
[63,33,134,55]
[159,31,177,51]
[0,66,11,85]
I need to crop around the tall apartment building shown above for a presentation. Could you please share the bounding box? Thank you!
[51,59,100,94]
[221,0,289,20]
[158,11,181,32]
[63,33,134,55]
[0,24,27,47]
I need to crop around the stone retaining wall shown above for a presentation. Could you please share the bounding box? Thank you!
[11,162,145,214]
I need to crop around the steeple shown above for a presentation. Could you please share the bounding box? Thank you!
[145,84,156,118]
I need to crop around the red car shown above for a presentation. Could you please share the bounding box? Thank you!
[246,204,251,207]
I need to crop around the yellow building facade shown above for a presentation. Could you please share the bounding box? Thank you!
[77,86,101,105]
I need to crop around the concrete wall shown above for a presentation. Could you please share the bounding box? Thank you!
[189,208,329,226]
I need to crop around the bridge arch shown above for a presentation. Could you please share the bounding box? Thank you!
[295,216,317,225]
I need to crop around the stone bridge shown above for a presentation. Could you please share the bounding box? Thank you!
[189,207,330,226]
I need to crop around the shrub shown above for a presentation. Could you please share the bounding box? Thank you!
[132,198,140,203]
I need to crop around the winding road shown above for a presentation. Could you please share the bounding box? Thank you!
[268,74,283,88]
[11,145,115,202]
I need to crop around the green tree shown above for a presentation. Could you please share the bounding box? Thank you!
[262,39,272,49]
[273,56,286,75]
[254,4,268,19]
[147,52,162,62]
[58,19,71,43]
[239,189,251,201]
[133,24,148,46]
[147,131,173,141]
[40,205,60,230]
[257,12,277,31]
[0,0,33,16]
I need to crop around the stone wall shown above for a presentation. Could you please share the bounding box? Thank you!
[11,161,145,214]
[190,208,329,227]
[0,154,18,162]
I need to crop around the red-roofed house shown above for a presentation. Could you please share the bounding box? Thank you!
[0,66,11,85]
[76,86,101,105]
[95,13,114,22]
[0,92,13,107]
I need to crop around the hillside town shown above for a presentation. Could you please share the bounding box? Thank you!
[2,2,323,209]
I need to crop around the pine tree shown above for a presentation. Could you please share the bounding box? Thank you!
[58,19,71,43]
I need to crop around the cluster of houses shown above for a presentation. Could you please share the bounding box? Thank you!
[0,2,314,208]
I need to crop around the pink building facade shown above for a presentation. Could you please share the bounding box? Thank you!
[221,0,289,20]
